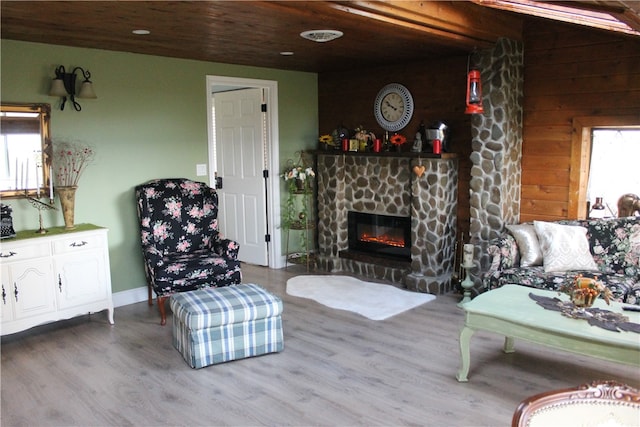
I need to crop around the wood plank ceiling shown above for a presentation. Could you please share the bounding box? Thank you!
[1,1,638,73]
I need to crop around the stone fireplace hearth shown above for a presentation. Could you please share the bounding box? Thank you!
[316,152,458,294]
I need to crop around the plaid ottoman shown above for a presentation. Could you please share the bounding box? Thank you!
[169,283,284,369]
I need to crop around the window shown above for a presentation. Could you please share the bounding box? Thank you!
[569,116,640,219]
[587,129,640,217]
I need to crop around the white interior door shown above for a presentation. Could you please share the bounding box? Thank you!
[214,88,268,266]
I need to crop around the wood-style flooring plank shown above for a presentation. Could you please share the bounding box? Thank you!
[2,264,639,426]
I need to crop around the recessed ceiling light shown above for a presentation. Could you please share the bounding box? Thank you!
[132,29,150,35]
[280,51,294,56]
[300,30,343,43]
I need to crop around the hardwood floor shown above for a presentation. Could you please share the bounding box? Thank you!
[2,264,639,426]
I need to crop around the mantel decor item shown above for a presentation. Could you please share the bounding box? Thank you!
[318,134,334,150]
[354,126,376,152]
[52,139,95,230]
[389,133,407,151]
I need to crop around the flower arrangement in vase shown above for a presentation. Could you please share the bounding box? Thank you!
[318,134,335,150]
[282,164,315,193]
[53,140,95,187]
[389,133,407,151]
[561,275,612,308]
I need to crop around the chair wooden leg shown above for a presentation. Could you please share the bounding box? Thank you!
[148,284,153,306]
[157,296,168,326]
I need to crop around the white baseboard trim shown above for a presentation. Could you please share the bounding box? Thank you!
[112,285,149,308]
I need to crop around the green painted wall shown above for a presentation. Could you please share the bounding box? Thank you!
[1,39,318,293]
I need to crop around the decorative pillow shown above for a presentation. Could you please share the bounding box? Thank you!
[487,234,519,270]
[533,221,599,272]
[506,224,543,267]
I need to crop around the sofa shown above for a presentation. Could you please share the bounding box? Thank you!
[483,217,640,305]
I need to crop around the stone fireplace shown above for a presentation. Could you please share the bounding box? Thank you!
[316,153,458,294]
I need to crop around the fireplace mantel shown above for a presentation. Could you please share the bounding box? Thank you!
[312,150,458,160]
[315,153,459,293]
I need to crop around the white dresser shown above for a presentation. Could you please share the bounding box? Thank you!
[0,224,114,336]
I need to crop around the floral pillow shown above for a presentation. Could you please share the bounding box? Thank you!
[587,217,640,276]
[487,233,519,271]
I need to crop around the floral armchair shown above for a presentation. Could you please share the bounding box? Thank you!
[135,178,242,325]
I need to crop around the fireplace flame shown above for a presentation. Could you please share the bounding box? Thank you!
[360,233,405,248]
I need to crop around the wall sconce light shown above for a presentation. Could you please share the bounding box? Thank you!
[465,52,484,115]
[49,66,97,111]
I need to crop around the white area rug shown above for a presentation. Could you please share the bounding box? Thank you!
[286,275,435,320]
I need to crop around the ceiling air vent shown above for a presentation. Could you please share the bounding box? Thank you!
[300,30,343,43]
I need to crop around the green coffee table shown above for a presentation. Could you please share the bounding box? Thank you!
[456,284,640,382]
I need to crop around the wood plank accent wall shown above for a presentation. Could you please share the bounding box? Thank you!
[521,19,640,223]
[318,56,472,243]
[319,19,640,253]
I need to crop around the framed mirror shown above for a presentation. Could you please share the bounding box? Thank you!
[1,103,52,199]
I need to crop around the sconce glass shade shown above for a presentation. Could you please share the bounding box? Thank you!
[465,69,484,114]
[592,197,605,210]
[49,78,68,97]
[78,81,97,99]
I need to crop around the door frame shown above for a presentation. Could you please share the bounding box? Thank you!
[206,75,282,269]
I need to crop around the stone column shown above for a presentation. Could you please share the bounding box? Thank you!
[469,38,524,277]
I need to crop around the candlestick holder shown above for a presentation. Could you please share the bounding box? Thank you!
[26,196,57,234]
[457,264,474,307]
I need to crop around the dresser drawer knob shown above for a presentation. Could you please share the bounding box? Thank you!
[0,251,16,258]
[70,241,88,247]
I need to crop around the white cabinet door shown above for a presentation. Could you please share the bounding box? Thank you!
[54,249,109,310]
[6,258,56,319]
[1,265,15,323]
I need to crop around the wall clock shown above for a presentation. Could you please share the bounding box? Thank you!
[374,83,414,132]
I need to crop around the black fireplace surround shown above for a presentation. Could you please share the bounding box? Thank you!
[347,211,411,261]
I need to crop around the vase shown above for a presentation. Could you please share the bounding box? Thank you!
[56,186,78,230]
[571,289,599,308]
